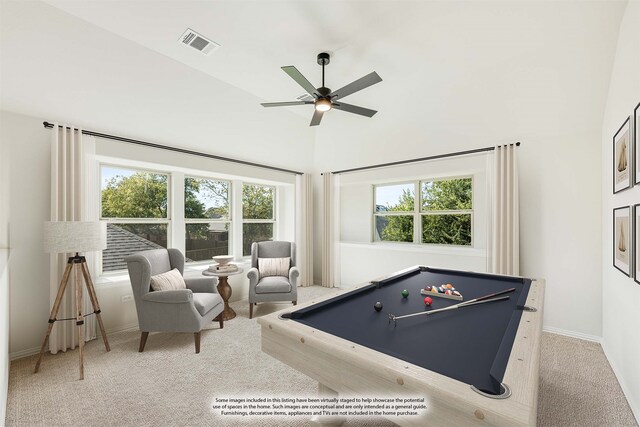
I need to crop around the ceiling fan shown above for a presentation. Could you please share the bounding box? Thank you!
[261,52,382,126]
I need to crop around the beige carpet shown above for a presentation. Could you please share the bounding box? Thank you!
[5,286,638,427]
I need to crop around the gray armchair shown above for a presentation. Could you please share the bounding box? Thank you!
[125,248,224,353]
[247,241,298,319]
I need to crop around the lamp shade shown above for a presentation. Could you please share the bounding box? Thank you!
[44,221,107,254]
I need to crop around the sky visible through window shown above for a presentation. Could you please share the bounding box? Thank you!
[101,166,134,190]
[375,183,413,208]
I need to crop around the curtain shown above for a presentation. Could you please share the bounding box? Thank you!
[490,144,519,275]
[321,173,340,287]
[49,124,97,353]
[295,173,314,286]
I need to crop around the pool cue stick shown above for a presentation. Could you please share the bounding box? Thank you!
[388,287,516,325]
[388,296,510,325]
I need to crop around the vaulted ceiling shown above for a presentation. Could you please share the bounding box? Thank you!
[0,0,628,171]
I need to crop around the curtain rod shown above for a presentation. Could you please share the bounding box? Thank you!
[42,121,303,175]
[330,142,521,175]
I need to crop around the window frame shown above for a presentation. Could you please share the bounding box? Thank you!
[183,175,233,263]
[372,175,474,247]
[372,180,417,244]
[97,161,283,275]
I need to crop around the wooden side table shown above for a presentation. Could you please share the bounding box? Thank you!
[202,267,243,321]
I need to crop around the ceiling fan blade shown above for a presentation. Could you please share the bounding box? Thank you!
[310,109,324,126]
[333,102,377,118]
[330,72,382,100]
[282,66,319,98]
[261,101,313,107]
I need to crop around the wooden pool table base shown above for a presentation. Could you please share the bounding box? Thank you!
[258,266,545,427]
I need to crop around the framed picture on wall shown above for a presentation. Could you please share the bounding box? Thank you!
[635,102,640,185]
[613,206,631,276]
[635,204,640,285]
[613,117,631,193]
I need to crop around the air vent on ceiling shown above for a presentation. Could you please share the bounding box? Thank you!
[179,28,220,55]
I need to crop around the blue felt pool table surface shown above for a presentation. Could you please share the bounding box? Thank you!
[284,266,532,396]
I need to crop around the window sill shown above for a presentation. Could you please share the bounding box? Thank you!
[339,241,487,258]
[96,259,252,285]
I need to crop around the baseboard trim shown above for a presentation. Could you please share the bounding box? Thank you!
[602,340,640,425]
[106,323,139,335]
[543,326,602,343]
[10,346,40,361]
[10,325,139,361]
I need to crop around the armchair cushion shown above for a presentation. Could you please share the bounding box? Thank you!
[192,293,223,316]
[185,276,219,293]
[258,257,290,278]
[142,289,193,304]
[255,276,292,294]
[150,268,186,291]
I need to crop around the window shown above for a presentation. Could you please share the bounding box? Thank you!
[99,161,283,273]
[101,166,169,272]
[242,184,275,256]
[184,177,231,262]
[373,177,473,246]
[421,178,472,245]
[373,183,415,242]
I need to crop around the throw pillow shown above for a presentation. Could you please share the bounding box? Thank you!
[150,268,187,291]
[258,257,290,278]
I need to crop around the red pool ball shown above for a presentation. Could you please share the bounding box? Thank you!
[424,297,433,306]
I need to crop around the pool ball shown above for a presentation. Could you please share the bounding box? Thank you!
[424,297,433,306]
[401,289,409,298]
[374,302,383,312]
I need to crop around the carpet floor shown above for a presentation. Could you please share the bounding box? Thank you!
[5,285,638,427]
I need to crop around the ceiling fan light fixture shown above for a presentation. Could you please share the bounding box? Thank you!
[315,98,332,112]
[261,52,382,126]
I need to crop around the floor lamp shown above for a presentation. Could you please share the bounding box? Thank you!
[35,221,111,380]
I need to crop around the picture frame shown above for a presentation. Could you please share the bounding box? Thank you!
[635,102,640,185]
[635,204,640,285]
[613,206,631,277]
[613,117,631,193]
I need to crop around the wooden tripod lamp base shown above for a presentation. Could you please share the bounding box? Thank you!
[34,255,110,380]
[37,221,110,380]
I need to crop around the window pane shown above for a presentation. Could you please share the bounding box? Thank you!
[185,177,230,220]
[421,178,472,211]
[101,166,168,219]
[185,223,230,262]
[103,223,168,272]
[374,215,414,242]
[422,214,472,245]
[243,223,274,256]
[375,183,414,213]
[243,184,274,219]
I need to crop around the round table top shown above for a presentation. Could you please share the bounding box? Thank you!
[202,266,244,277]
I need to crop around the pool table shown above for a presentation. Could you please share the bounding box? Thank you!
[258,266,545,426]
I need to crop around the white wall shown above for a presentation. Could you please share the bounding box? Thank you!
[312,1,623,339]
[601,1,640,421]
[1,111,52,361]
[0,105,11,427]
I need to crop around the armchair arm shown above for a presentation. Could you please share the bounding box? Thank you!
[247,267,260,287]
[142,289,193,304]
[289,266,300,288]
